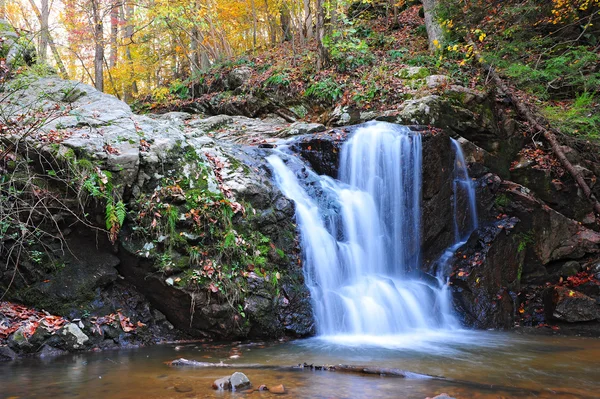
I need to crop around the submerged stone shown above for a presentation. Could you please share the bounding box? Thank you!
[270,384,286,394]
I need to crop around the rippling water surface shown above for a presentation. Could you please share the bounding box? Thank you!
[2,330,599,398]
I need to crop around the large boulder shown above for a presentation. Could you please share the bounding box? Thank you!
[1,76,314,343]
[543,286,600,323]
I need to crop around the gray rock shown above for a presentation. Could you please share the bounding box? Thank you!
[330,105,354,126]
[280,122,326,137]
[398,66,429,79]
[0,346,18,361]
[426,74,450,89]
[227,67,253,89]
[230,372,251,391]
[58,323,89,350]
[7,326,34,353]
[559,261,581,277]
[544,286,600,323]
[38,344,67,358]
[212,376,232,390]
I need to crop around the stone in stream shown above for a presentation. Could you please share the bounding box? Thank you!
[269,384,286,394]
[230,372,251,391]
[174,385,193,393]
[212,376,232,391]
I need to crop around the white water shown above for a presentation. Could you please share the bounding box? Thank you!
[267,122,478,343]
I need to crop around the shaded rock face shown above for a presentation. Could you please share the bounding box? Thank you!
[544,286,600,323]
[450,217,524,329]
[499,181,600,267]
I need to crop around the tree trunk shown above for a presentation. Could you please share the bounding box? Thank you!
[91,0,104,92]
[123,2,137,101]
[25,0,69,78]
[329,0,338,35]
[303,0,313,41]
[422,0,444,51]
[109,1,118,68]
[280,2,292,42]
[264,0,277,44]
[39,0,49,61]
[250,0,258,50]
[315,0,327,70]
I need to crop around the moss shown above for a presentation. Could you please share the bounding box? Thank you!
[494,194,511,208]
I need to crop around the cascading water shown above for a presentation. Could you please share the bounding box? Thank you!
[434,138,479,327]
[267,122,477,342]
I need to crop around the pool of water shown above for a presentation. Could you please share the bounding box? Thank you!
[1,330,599,399]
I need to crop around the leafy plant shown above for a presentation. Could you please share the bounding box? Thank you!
[264,71,290,88]
[304,78,344,103]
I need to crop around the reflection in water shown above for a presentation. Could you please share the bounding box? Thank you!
[1,332,600,398]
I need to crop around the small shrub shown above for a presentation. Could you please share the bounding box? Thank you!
[304,78,344,103]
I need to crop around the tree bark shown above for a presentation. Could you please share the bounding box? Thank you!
[39,0,49,61]
[315,0,327,70]
[422,0,444,51]
[250,0,258,50]
[91,0,104,92]
[122,2,137,102]
[303,0,313,41]
[280,2,292,42]
[109,1,118,68]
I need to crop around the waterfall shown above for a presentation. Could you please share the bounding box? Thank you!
[267,122,477,340]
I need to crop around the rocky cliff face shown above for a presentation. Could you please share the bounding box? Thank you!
[1,76,315,357]
[3,65,600,359]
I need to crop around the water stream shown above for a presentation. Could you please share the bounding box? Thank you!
[267,122,475,342]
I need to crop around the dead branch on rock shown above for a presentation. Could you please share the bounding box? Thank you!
[470,40,600,216]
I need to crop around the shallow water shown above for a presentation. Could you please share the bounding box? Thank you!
[1,330,600,399]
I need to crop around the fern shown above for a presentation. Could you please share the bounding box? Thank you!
[115,200,126,226]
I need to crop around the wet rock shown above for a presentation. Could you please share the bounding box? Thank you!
[559,261,581,278]
[38,344,67,358]
[426,394,456,399]
[57,323,90,350]
[450,216,524,329]
[544,286,600,323]
[7,326,34,353]
[269,384,286,394]
[258,384,269,391]
[174,385,194,393]
[0,345,18,361]
[230,372,251,391]
[500,181,600,265]
[212,376,232,390]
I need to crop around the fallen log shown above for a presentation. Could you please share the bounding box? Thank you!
[166,358,436,379]
[470,40,600,216]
